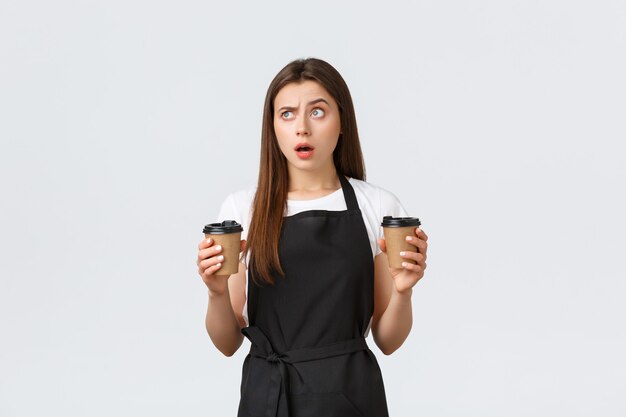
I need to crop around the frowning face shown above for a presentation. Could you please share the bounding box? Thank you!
[273,80,342,176]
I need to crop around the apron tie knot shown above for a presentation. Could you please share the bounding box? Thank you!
[241,325,369,417]
[266,351,284,363]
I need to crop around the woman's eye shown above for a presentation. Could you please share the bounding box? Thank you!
[311,108,325,117]
[281,111,293,119]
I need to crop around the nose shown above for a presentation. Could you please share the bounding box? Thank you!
[296,116,310,136]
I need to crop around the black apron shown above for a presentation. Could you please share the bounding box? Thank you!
[237,174,389,417]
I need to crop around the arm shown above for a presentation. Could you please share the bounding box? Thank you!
[371,228,428,355]
[198,238,247,357]
[205,261,247,356]
[371,252,413,355]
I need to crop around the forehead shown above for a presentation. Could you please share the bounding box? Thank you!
[274,80,336,107]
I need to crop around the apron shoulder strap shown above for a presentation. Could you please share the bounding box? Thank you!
[338,174,359,211]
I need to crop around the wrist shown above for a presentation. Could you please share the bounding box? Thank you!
[208,285,229,299]
[392,285,413,299]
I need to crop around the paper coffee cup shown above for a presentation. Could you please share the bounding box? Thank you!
[203,220,243,275]
[381,216,421,268]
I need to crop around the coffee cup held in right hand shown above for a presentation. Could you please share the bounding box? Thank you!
[203,220,243,275]
[381,216,422,269]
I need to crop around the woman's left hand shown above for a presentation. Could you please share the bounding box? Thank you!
[377,227,428,294]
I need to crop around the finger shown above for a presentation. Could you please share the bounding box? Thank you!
[198,237,214,250]
[416,227,428,241]
[202,262,224,277]
[197,244,224,262]
[400,250,426,264]
[240,239,247,252]
[377,238,387,253]
[405,235,428,254]
[400,261,424,274]
[199,254,225,270]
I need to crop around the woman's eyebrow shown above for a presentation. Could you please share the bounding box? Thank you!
[277,98,329,113]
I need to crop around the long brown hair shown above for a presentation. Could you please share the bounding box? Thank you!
[244,57,366,285]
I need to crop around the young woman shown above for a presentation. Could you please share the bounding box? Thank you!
[196,57,429,417]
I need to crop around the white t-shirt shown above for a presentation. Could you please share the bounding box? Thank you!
[216,177,408,337]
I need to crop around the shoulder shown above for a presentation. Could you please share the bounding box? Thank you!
[349,177,397,197]
[348,177,404,211]
[223,186,256,209]
[217,186,256,239]
[217,186,256,222]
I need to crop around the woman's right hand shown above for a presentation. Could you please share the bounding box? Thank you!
[196,238,245,295]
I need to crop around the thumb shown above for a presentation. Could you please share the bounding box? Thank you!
[240,239,247,252]
[377,238,387,253]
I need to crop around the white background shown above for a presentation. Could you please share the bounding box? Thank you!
[1,1,625,416]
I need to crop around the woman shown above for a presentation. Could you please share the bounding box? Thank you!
[196,57,429,417]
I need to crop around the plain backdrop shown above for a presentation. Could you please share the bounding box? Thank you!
[1,1,625,416]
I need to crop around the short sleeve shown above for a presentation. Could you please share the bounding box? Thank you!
[216,190,252,241]
[217,193,238,220]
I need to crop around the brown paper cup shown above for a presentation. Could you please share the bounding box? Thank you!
[204,231,242,275]
[383,226,417,268]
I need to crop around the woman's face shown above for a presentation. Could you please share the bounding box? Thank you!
[273,80,342,176]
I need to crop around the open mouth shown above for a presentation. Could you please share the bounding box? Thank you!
[295,143,315,152]
[295,143,315,159]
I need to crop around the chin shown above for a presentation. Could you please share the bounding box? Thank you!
[288,160,320,171]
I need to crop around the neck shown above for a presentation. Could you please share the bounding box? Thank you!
[287,163,341,196]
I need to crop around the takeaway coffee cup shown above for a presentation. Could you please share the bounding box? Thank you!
[203,220,243,275]
[381,216,422,268]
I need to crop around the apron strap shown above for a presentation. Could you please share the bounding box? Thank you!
[241,325,368,417]
[338,174,359,211]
